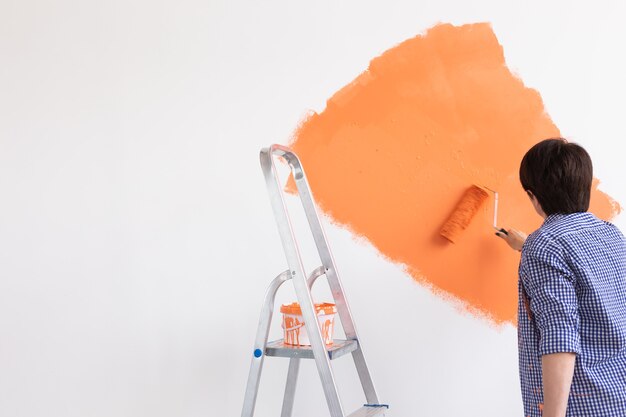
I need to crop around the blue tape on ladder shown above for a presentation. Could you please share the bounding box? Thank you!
[254,349,263,358]
[364,404,389,409]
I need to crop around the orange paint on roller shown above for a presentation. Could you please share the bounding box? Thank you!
[440,185,489,243]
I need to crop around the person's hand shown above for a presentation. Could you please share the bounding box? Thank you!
[495,228,527,252]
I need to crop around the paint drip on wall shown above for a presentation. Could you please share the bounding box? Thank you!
[287,23,620,324]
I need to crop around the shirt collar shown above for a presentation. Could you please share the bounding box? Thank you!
[542,212,591,227]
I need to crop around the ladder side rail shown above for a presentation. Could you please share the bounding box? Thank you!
[281,265,327,417]
[280,358,300,417]
[242,270,292,417]
[269,144,380,404]
[265,145,356,336]
[260,148,345,417]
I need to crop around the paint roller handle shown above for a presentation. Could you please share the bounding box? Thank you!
[495,228,527,252]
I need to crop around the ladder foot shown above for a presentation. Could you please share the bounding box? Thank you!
[347,404,389,417]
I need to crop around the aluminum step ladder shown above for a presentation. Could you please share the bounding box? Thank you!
[241,144,388,417]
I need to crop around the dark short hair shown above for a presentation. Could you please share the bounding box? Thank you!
[519,138,592,215]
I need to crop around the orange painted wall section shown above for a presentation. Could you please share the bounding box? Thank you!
[288,23,619,324]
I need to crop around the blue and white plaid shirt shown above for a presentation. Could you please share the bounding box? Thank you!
[518,212,626,416]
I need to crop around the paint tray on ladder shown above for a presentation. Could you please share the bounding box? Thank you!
[280,302,336,346]
[265,299,358,360]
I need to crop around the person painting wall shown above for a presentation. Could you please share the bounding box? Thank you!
[497,138,626,417]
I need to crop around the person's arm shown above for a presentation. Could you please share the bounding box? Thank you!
[521,244,581,416]
[542,352,576,417]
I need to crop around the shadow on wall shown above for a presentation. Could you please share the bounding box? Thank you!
[287,22,620,325]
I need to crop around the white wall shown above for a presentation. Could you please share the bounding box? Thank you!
[1,1,625,416]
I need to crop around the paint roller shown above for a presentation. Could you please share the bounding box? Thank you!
[440,185,508,243]
[440,185,488,243]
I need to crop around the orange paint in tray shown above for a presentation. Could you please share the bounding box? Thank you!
[280,302,337,346]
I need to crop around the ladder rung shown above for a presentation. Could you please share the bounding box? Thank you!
[264,339,358,360]
[346,405,389,417]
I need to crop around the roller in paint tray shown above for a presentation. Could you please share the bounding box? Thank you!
[440,184,507,243]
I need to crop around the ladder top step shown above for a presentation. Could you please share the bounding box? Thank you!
[264,339,358,360]
[347,405,389,417]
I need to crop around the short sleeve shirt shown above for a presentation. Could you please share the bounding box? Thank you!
[518,212,626,416]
